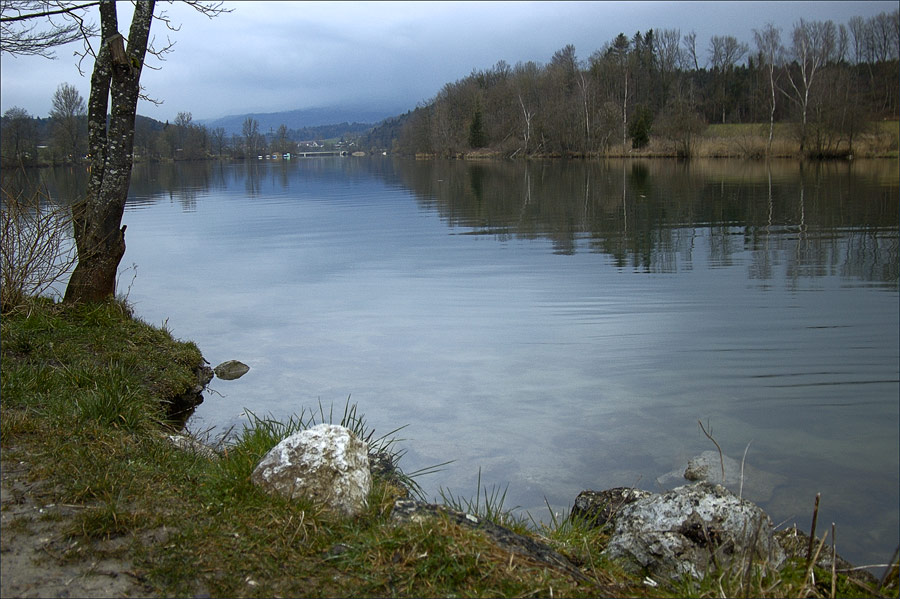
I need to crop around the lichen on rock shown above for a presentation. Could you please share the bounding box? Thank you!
[251,424,371,517]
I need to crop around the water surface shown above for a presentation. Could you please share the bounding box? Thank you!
[10,157,898,570]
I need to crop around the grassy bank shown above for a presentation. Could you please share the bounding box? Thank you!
[1,297,895,597]
[440,121,900,161]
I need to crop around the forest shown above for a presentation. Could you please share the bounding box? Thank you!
[2,10,898,164]
[366,11,899,159]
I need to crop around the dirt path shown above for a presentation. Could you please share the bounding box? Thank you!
[1,449,154,599]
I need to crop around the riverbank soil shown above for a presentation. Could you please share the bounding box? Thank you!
[1,445,154,598]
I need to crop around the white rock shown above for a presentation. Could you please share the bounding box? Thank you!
[601,481,784,580]
[250,424,371,517]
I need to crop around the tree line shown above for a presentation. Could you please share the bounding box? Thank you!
[372,11,898,158]
[1,98,372,166]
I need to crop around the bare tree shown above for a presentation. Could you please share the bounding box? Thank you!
[3,1,229,303]
[709,34,749,70]
[754,23,783,156]
[64,1,157,302]
[847,15,868,65]
[681,30,701,71]
[870,10,900,62]
[655,27,682,77]
[784,19,836,152]
[210,126,227,157]
[513,60,541,154]
[242,116,261,157]
[50,82,87,163]
[835,23,849,63]
[708,35,749,123]
[273,124,291,154]
[604,33,631,150]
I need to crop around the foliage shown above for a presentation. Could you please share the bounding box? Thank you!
[385,11,898,158]
[628,104,653,149]
[468,102,487,148]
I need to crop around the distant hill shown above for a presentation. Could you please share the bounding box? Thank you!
[197,105,403,137]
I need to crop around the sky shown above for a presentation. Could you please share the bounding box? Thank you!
[1,1,896,124]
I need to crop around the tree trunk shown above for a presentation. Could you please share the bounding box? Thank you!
[766,63,775,157]
[64,0,154,304]
[622,71,628,151]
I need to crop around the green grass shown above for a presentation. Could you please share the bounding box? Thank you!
[2,296,895,598]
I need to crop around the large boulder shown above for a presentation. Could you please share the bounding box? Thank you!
[601,481,784,581]
[251,424,371,517]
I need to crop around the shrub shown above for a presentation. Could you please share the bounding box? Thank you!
[1,185,76,312]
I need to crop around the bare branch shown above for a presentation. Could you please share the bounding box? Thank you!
[698,419,726,483]
[0,0,97,57]
[0,0,97,23]
[183,1,231,19]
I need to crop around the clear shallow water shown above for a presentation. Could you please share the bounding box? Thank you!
[10,157,898,570]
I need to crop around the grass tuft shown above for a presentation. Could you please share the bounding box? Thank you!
[439,467,531,534]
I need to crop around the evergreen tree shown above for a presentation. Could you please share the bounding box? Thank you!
[468,103,486,148]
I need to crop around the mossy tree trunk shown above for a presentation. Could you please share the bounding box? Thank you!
[64,0,154,304]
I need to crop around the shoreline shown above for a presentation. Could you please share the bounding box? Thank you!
[2,121,898,169]
[2,298,898,597]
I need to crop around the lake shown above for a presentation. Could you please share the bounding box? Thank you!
[10,156,899,571]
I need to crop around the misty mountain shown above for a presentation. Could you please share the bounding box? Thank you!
[197,105,402,137]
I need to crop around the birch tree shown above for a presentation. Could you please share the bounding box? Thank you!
[753,23,783,156]
[784,19,836,152]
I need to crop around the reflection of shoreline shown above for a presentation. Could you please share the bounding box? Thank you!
[391,158,899,283]
[3,159,898,285]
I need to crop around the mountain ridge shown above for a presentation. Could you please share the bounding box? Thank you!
[196,105,405,137]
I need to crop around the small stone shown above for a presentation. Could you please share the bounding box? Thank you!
[684,459,710,481]
[213,360,249,380]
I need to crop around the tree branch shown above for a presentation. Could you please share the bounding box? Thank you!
[0,0,98,23]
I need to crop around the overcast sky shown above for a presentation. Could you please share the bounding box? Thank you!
[1,1,896,123]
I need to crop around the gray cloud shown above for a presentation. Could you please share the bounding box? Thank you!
[1,1,895,123]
